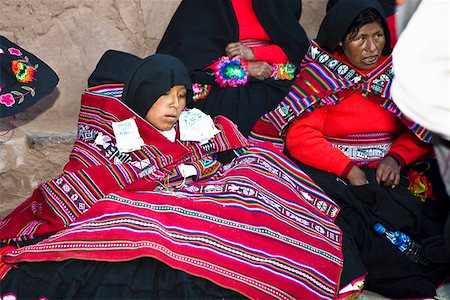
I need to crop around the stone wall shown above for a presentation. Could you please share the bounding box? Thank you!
[0,0,327,216]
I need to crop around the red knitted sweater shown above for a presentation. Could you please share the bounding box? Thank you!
[231,0,288,64]
[285,54,430,177]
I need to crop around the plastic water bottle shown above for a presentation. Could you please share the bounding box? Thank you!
[373,223,428,265]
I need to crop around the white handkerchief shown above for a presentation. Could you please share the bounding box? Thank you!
[178,163,198,178]
[179,108,220,142]
[112,118,144,153]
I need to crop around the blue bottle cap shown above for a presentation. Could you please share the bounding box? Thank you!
[373,223,386,234]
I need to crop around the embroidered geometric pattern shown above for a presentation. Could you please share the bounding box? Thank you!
[325,132,396,165]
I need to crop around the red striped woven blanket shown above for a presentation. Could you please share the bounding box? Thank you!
[3,145,343,299]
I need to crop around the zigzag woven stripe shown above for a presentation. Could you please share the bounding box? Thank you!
[86,84,124,98]
[241,146,340,220]
[188,177,341,249]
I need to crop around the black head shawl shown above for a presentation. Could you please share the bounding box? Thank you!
[326,0,396,17]
[87,50,141,88]
[156,0,309,78]
[122,54,193,119]
[317,0,391,55]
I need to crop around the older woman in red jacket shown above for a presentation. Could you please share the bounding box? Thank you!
[251,0,450,298]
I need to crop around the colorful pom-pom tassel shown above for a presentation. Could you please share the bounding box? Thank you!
[271,62,296,80]
[192,83,212,101]
[407,169,434,202]
[214,56,248,88]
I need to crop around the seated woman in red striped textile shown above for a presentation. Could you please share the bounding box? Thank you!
[0,53,248,245]
[0,53,347,299]
[250,0,450,298]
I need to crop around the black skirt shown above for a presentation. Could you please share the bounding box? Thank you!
[285,151,450,299]
[0,257,246,300]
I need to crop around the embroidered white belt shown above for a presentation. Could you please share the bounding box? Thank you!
[326,133,395,164]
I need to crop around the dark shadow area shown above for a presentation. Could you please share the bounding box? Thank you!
[12,87,61,127]
[0,87,60,130]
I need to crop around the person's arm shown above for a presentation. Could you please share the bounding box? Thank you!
[285,107,355,177]
[252,44,288,64]
[225,43,288,64]
[224,43,274,80]
[374,130,431,187]
[387,130,432,168]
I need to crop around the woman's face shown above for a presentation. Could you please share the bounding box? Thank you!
[144,85,187,131]
[342,22,386,70]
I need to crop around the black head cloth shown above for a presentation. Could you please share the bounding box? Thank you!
[317,0,391,55]
[122,54,193,118]
[87,50,141,88]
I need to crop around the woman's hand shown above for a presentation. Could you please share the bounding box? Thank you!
[376,156,401,188]
[225,42,255,61]
[247,61,272,80]
[347,165,369,186]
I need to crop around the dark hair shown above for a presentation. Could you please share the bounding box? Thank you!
[344,8,385,41]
